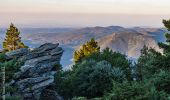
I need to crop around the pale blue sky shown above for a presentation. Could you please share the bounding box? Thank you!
[1,0,170,27]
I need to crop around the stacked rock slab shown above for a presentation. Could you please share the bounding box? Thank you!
[5,43,63,100]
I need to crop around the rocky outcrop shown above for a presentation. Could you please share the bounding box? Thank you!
[6,48,30,59]
[6,43,63,100]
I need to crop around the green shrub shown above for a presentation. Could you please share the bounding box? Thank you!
[90,98,102,100]
[103,81,147,100]
[72,97,87,100]
[54,70,73,98]
[112,67,126,82]
[1,96,21,100]
[84,48,132,80]
[72,60,114,98]
[55,48,132,99]
[0,53,6,62]
[56,60,119,98]
[6,86,18,93]
[136,46,164,80]
[0,59,24,82]
[103,81,170,100]
[53,63,62,71]
[72,97,102,100]
[149,71,170,94]
[0,86,18,99]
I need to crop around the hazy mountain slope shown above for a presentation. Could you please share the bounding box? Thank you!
[130,27,166,42]
[0,26,166,67]
[98,33,128,53]
[98,32,162,58]
[21,26,165,46]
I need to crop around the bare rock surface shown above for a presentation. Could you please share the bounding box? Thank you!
[6,43,63,100]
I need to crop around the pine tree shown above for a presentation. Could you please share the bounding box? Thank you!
[158,19,170,54]
[73,38,100,62]
[3,23,27,51]
[163,19,170,43]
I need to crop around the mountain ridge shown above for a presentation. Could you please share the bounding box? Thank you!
[0,26,166,67]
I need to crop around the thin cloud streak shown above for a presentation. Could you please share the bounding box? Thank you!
[1,13,170,28]
[0,0,170,27]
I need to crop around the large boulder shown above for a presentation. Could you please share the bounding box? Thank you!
[6,43,63,100]
[5,48,30,59]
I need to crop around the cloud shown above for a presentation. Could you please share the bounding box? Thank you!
[0,0,170,27]
[1,0,170,14]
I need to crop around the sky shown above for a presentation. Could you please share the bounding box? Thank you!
[1,0,170,28]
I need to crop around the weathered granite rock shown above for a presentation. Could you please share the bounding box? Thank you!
[34,43,59,52]
[5,48,30,59]
[6,43,63,100]
[19,43,61,61]
[15,76,54,92]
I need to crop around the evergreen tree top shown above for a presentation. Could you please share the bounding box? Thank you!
[3,23,27,51]
[10,23,14,27]
[162,20,170,44]
[158,19,170,54]
[7,23,19,32]
[163,19,170,31]
[74,38,100,63]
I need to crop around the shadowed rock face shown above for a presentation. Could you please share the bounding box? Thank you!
[6,43,63,100]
